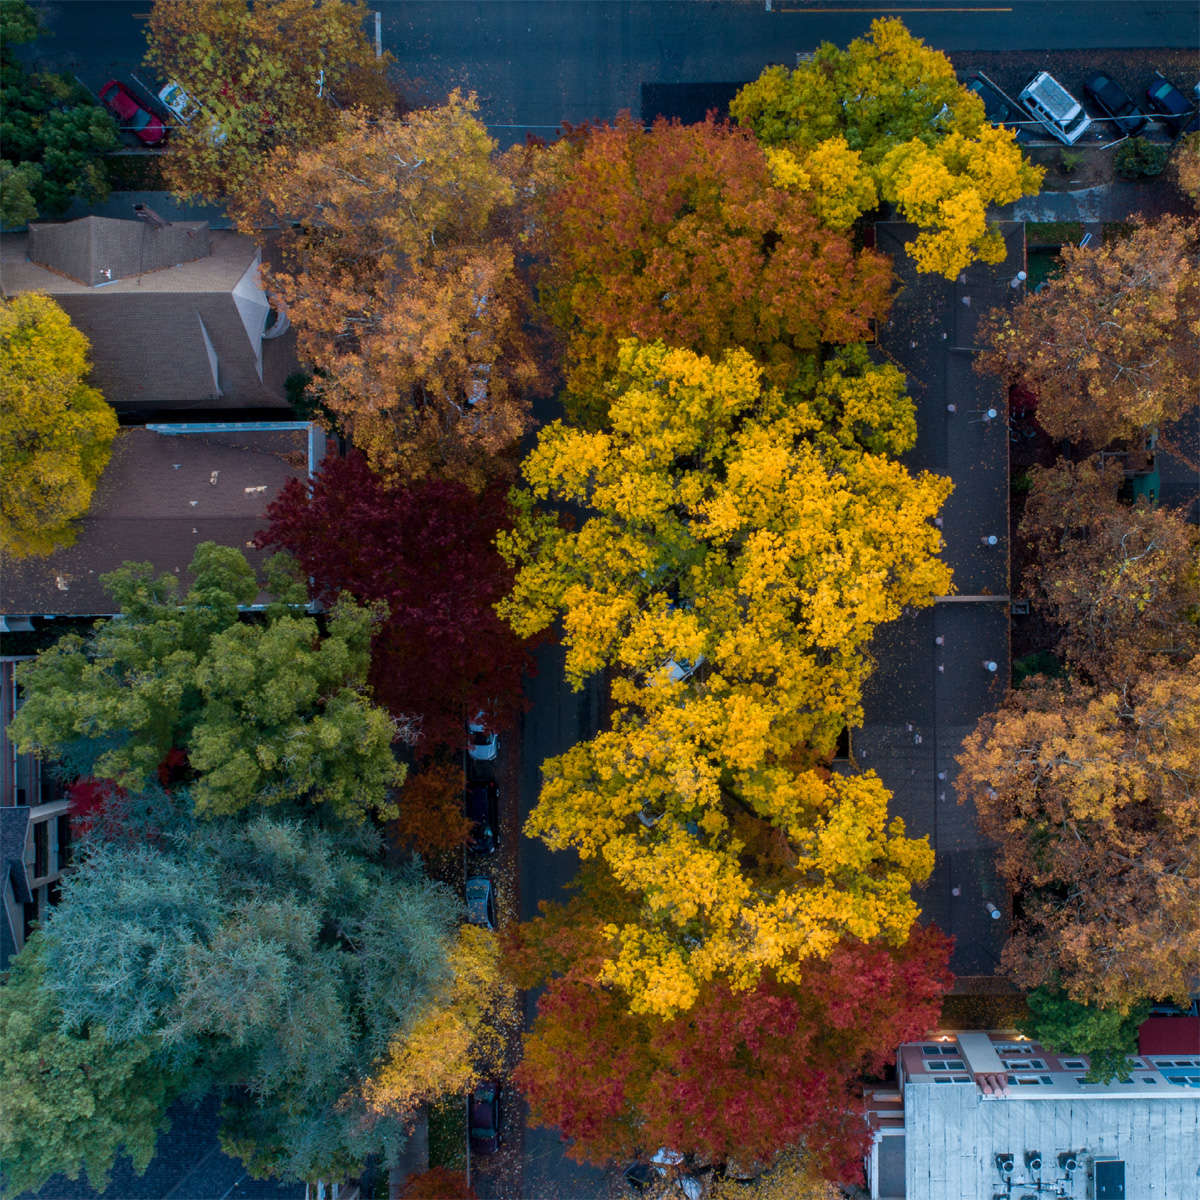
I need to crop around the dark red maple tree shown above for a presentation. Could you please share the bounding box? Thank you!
[257,452,535,754]
[510,877,952,1178]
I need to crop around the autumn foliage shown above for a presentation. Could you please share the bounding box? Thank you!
[956,660,1200,1012]
[146,0,392,206]
[731,18,1042,277]
[511,879,952,1176]
[239,95,540,486]
[258,452,534,754]
[538,115,894,416]
[977,215,1200,446]
[389,761,471,855]
[1020,457,1200,684]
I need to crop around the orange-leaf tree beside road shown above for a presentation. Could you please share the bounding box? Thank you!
[537,115,895,421]
[240,95,541,487]
[956,661,1200,1013]
[977,215,1200,447]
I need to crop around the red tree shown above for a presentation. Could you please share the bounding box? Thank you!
[257,453,535,753]
[510,879,952,1178]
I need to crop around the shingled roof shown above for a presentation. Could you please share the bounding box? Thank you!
[27,215,211,286]
[0,423,322,619]
[1,224,294,412]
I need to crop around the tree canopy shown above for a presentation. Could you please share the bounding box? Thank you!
[1022,987,1151,1085]
[0,1,118,224]
[977,215,1200,446]
[509,873,951,1175]
[499,341,948,1012]
[1019,457,1200,685]
[956,660,1200,1012]
[731,18,1042,278]
[257,452,535,755]
[8,543,402,822]
[0,937,178,1196]
[0,293,118,559]
[237,95,540,486]
[18,808,502,1185]
[145,0,392,205]
[538,114,895,419]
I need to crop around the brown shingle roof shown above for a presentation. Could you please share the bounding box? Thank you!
[0,426,311,617]
[27,215,211,286]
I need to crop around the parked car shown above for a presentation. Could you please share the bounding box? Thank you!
[469,1080,503,1155]
[465,781,499,855]
[964,73,1020,125]
[1018,71,1093,144]
[1083,74,1147,135]
[1145,74,1198,135]
[99,80,167,146]
[157,81,201,123]
[157,80,228,144]
[465,876,496,930]
[467,711,498,762]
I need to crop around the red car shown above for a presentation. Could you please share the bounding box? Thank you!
[99,80,167,146]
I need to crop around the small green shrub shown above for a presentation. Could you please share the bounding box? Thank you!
[1115,137,1169,179]
[1058,149,1084,173]
[1013,650,1064,686]
[1011,470,1033,495]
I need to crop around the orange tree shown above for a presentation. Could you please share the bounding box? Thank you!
[977,215,1200,446]
[956,660,1200,1013]
[1019,457,1200,685]
[537,114,894,421]
[239,94,542,486]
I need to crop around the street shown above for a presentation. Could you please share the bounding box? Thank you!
[25,2,1200,147]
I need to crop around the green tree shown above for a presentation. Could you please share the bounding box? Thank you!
[1023,987,1151,1085]
[0,936,179,1196]
[32,810,497,1185]
[731,18,1042,277]
[0,2,119,220]
[0,293,119,558]
[8,543,403,822]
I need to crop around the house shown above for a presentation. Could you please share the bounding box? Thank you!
[0,213,294,414]
[1,659,68,972]
[0,421,323,624]
[0,421,323,968]
[866,1030,1200,1199]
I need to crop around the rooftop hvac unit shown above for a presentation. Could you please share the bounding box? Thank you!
[995,1153,1015,1175]
[1091,1158,1126,1199]
[1025,1151,1043,1172]
[1059,1152,1079,1173]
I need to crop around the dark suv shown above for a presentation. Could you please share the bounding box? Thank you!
[1083,74,1146,134]
[465,781,499,854]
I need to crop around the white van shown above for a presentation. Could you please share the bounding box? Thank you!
[1019,72,1093,144]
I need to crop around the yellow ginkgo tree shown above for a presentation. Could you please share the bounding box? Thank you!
[499,340,950,1013]
[732,17,1043,277]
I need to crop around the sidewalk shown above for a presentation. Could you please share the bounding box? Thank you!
[1002,177,1192,224]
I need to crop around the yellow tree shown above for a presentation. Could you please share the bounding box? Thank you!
[956,661,1200,1012]
[363,925,515,1114]
[0,293,118,559]
[977,215,1200,446]
[145,0,391,205]
[731,18,1042,277]
[500,341,948,1014]
[240,96,540,487]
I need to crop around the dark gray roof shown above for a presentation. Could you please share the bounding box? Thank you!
[859,222,1022,975]
[1,228,295,412]
[27,215,211,286]
[0,425,315,618]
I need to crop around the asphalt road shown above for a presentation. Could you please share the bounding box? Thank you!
[25,2,1200,147]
